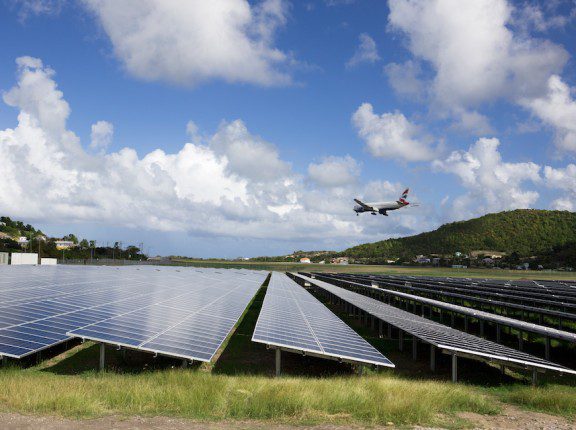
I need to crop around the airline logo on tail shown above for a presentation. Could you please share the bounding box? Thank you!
[398,188,409,205]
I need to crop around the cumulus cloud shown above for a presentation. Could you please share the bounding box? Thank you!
[308,155,360,188]
[0,56,428,246]
[90,120,113,152]
[386,0,570,136]
[543,164,576,211]
[432,137,541,219]
[521,75,576,153]
[346,33,380,68]
[209,120,291,182]
[352,103,437,162]
[81,0,293,87]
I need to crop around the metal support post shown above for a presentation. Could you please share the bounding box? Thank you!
[181,359,188,368]
[464,315,468,331]
[378,320,383,338]
[451,354,458,383]
[545,337,551,360]
[99,343,105,371]
[387,323,392,338]
[399,330,404,352]
[430,345,436,371]
[275,348,281,377]
[518,331,523,351]
[531,368,538,386]
[412,337,418,360]
[496,324,501,343]
[479,320,485,337]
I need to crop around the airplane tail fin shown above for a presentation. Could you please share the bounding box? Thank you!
[398,188,409,204]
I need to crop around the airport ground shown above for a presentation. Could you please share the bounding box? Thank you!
[0,275,575,429]
[176,259,576,281]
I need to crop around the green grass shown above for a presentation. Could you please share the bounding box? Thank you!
[0,363,500,426]
[489,385,576,419]
[173,260,576,280]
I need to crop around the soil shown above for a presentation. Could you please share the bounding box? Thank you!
[0,405,573,430]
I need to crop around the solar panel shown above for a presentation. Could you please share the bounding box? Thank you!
[338,273,576,313]
[312,273,576,344]
[295,274,576,376]
[0,266,267,361]
[252,272,394,368]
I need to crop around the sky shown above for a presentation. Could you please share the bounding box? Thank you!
[0,0,575,258]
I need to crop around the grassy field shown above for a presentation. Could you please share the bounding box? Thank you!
[174,259,576,280]
[1,283,575,427]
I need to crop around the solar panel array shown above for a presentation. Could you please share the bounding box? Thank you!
[329,273,576,330]
[0,266,267,361]
[338,273,576,315]
[295,274,576,375]
[252,272,394,368]
[311,273,576,344]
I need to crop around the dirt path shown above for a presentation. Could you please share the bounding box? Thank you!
[0,406,573,430]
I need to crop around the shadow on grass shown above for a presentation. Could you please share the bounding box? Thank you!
[40,341,199,375]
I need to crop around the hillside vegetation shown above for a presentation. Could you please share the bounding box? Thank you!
[342,209,576,262]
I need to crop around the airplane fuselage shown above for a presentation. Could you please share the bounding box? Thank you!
[354,201,407,216]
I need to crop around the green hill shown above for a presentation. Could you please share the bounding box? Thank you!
[343,209,576,262]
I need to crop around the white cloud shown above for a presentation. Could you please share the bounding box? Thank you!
[0,56,428,246]
[513,2,576,34]
[383,60,423,99]
[543,164,576,211]
[81,0,292,87]
[521,75,576,153]
[386,0,569,135]
[352,103,437,162]
[90,120,113,152]
[346,33,380,68]
[388,0,568,107]
[433,137,541,219]
[209,120,291,182]
[308,155,360,188]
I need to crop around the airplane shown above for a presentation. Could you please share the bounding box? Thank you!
[354,188,414,216]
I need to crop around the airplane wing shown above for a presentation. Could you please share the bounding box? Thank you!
[354,199,375,211]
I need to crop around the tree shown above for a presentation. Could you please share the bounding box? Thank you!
[79,239,89,249]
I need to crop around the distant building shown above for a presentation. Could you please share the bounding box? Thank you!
[55,240,76,250]
[17,237,29,247]
[331,257,349,265]
[470,250,506,259]
[318,260,325,264]
[299,258,311,264]
[415,255,431,264]
[0,232,11,240]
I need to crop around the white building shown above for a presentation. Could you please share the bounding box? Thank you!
[55,240,76,250]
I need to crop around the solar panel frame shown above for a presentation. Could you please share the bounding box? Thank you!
[252,272,394,368]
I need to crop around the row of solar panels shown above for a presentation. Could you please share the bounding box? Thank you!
[0,266,393,368]
[345,273,576,311]
[334,273,576,323]
[294,273,576,376]
[0,266,267,361]
[310,273,576,349]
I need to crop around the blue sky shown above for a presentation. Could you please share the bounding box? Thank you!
[0,0,575,257]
